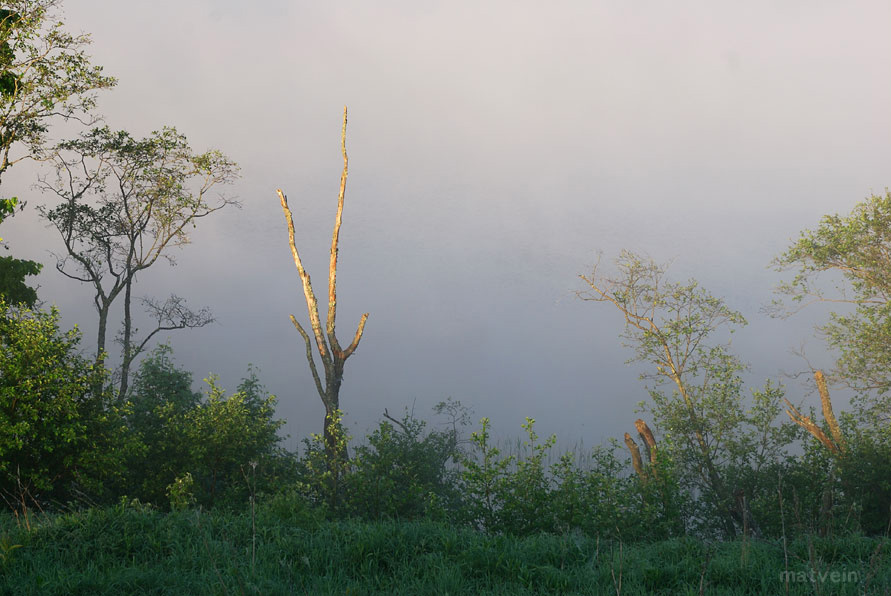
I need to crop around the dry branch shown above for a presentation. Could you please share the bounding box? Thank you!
[783,370,846,455]
[624,432,645,480]
[783,398,839,454]
[278,189,328,364]
[635,418,658,464]
[815,370,846,454]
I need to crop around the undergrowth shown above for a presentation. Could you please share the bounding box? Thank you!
[1,504,889,595]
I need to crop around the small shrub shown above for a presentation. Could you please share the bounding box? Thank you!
[166,473,196,511]
[346,406,464,521]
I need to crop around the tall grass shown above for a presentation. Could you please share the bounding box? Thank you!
[1,504,889,595]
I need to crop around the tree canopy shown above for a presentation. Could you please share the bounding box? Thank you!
[776,191,891,422]
[0,0,113,307]
[39,125,238,395]
[0,0,115,187]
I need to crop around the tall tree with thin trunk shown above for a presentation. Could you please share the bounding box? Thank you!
[277,106,368,464]
[39,126,237,396]
[579,251,789,537]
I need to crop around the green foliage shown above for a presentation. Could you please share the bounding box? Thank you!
[0,301,124,510]
[0,193,42,307]
[42,125,239,257]
[0,254,40,306]
[459,417,514,530]
[836,426,891,535]
[456,417,687,539]
[0,195,14,242]
[165,473,195,512]
[581,252,794,537]
[0,531,22,569]
[123,344,201,505]
[186,375,286,507]
[634,438,689,539]
[122,345,289,509]
[496,418,557,535]
[345,404,465,521]
[0,0,115,184]
[257,488,325,529]
[296,408,351,511]
[772,191,891,535]
[777,191,891,418]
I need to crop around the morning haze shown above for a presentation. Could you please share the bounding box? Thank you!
[4,0,890,448]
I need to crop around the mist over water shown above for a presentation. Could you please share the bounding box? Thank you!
[3,0,888,448]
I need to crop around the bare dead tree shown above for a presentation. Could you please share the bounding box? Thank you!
[278,106,369,461]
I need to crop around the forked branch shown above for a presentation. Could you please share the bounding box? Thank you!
[784,370,846,455]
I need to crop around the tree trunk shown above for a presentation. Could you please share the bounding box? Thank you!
[96,303,108,369]
[118,278,134,398]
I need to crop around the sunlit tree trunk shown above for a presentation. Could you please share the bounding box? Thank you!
[278,106,369,480]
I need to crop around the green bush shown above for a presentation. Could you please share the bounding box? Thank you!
[121,346,292,509]
[295,408,351,512]
[459,417,513,531]
[0,301,126,511]
[346,407,463,521]
[495,418,556,535]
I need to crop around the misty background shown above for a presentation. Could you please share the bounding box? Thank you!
[3,0,890,450]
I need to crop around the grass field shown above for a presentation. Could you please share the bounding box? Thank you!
[2,505,890,595]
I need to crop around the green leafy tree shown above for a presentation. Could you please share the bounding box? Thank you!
[0,0,112,309]
[776,190,891,421]
[0,0,115,188]
[0,300,124,511]
[773,191,891,536]
[0,0,115,307]
[39,126,237,396]
[580,251,792,537]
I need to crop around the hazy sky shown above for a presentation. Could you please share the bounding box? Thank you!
[4,0,890,449]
